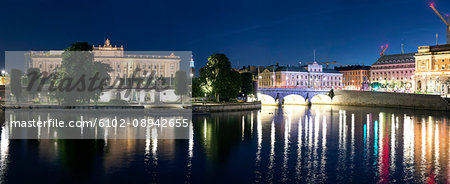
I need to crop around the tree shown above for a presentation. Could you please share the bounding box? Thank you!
[174,70,188,104]
[91,62,112,104]
[53,42,111,105]
[198,53,241,102]
[240,72,253,95]
[10,69,23,102]
[25,68,41,100]
[192,77,204,98]
[56,42,94,105]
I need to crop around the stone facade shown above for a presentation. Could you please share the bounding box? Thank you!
[258,62,343,89]
[370,53,415,92]
[414,44,450,95]
[335,65,371,90]
[27,39,181,83]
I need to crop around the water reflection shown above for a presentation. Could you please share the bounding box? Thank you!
[0,105,448,183]
[0,125,9,180]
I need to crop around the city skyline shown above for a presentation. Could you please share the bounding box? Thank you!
[2,0,450,69]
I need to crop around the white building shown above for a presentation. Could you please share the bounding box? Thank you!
[258,62,343,89]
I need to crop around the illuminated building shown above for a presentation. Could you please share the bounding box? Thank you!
[26,38,181,83]
[335,65,371,90]
[258,62,343,89]
[370,53,415,92]
[239,65,265,81]
[414,44,450,95]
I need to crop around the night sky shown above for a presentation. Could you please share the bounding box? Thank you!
[1,0,449,69]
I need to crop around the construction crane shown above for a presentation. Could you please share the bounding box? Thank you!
[380,44,388,56]
[304,57,348,68]
[430,2,450,44]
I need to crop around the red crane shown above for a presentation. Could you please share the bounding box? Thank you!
[380,44,388,56]
[430,2,450,44]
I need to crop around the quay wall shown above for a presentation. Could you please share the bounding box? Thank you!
[192,102,261,112]
[327,90,449,111]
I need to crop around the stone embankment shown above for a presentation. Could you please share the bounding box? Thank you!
[192,102,261,112]
[323,90,449,111]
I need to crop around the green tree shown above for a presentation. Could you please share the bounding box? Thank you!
[91,62,112,104]
[240,72,253,95]
[57,42,94,105]
[25,68,41,100]
[174,70,188,104]
[192,77,204,98]
[10,69,23,102]
[53,42,111,105]
[199,54,241,101]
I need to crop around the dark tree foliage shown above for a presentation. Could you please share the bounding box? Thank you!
[10,69,23,102]
[191,77,204,98]
[240,72,254,95]
[175,70,188,103]
[54,42,111,105]
[25,68,41,99]
[199,53,241,101]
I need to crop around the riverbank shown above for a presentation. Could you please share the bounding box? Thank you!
[191,102,261,112]
[1,102,262,112]
[322,90,450,111]
[3,104,145,110]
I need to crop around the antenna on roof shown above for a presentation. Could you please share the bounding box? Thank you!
[436,33,439,45]
[401,41,404,54]
[313,49,316,62]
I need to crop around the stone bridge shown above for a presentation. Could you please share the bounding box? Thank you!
[257,88,331,105]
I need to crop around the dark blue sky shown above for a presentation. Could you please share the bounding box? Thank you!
[1,0,449,69]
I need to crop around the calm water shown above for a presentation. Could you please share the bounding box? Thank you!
[0,105,449,183]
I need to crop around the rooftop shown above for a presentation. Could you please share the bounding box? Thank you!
[263,65,341,74]
[335,65,371,71]
[372,53,415,65]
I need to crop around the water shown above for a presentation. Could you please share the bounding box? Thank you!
[0,105,449,183]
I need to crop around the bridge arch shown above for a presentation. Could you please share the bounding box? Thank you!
[310,94,332,104]
[257,93,277,105]
[283,94,306,105]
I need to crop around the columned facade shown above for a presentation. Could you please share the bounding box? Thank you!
[27,39,181,84]
[258,62,343,89]
[414,44,450,96]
